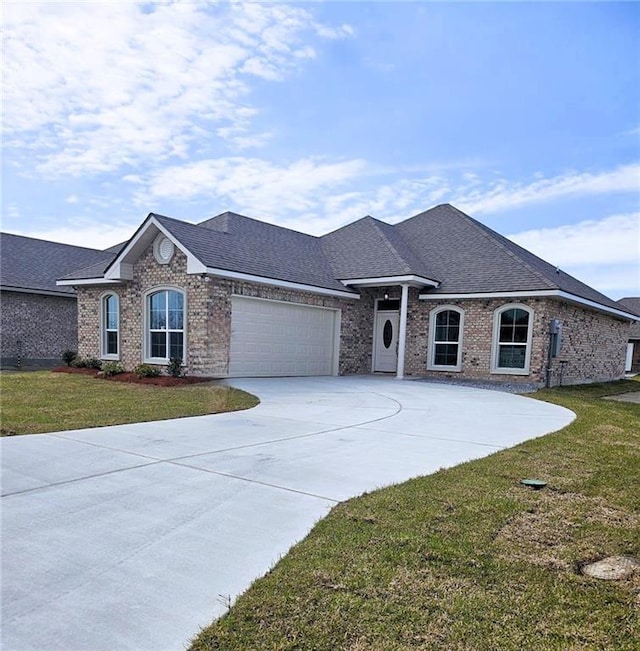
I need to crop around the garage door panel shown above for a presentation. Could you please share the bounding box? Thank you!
[229,297,337,377]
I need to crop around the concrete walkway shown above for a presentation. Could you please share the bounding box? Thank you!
[0,377,574,651]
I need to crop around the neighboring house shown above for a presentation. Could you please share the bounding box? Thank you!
[618,297,640,373]
[58,204,637,387]
[0,233,115,368]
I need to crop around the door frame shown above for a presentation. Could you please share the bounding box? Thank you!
[372,297,400,373]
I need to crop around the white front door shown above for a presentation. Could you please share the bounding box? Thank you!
[626,343,634,372]
[374,311,399,372]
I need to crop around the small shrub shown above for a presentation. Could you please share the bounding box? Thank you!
[102,361,125,377]
[167,357,184,378]
[84,357,102,370]
[62,350,78,367]
[71,357,87,368]
[134,363,161,378]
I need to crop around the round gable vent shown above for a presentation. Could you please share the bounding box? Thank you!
[153,235,174,264]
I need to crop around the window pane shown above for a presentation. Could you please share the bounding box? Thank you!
[436,311,448,327]
[105,295,118,329]
[499,324,513,343]
[169,332,183,360]
[151,332,166,358]
[435,325,447,341]
[149,292,166,329]
[447,325,460,342]
[106,331,118,355]
[501,309,516,325]
[434,343,458,366]
[514,309,529,326]
[498,345,526,369]
[168,308,183,330]
[513,324,529,343]
[168,291,183,311]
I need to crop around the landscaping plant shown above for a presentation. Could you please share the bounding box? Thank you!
[133,363,161,378]
[62,350,78,367]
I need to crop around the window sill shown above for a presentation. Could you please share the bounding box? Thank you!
[101,354,120,361]
[427,365,462,372]
[490,367,530,376]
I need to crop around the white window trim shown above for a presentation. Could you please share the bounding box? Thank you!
[143,286,187,364]
[427,305,464,372]
[100,291,120,360]
[491,303,534,376]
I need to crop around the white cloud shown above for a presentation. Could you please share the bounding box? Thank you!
[16,220,136,251]
[2,2,352,177]
[455,164,640,214]
[140,156,368,217]
[508,213,640,297]
[508,213,640,267]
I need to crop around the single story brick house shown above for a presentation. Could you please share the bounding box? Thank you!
[58,204,637,387]
[0,233,115,368]
[618,297,640,373]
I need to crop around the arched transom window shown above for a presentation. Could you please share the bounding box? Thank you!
[101,292,119,359]
[428,306,464,371]
[492,304,533,374]
[145,289,185,362]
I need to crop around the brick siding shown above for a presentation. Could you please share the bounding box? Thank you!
[404,296,628,387]
[75,242,628,385]
[1,290,78,366]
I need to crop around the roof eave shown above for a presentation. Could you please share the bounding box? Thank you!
[103,215,206,281]
[418,289,638,320]
[341,274,440,288]
[203,267,359,299]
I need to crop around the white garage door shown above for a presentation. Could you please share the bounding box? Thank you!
[229,297,338,377]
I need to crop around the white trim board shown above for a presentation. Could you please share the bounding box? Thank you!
[343,274,439,288]
[418,289,637,321]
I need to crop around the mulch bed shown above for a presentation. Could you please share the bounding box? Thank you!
[52,367,216,387]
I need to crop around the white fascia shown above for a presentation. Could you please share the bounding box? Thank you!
[104,216,205,280]
[57,278,122,287]
[342,274,439,288]
[418,289,639,321]
[204,267,360,299]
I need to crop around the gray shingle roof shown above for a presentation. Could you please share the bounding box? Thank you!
[397,205,626,312]
[155,213,352,293]
[618,298,640,337]
[1,232,114,295]
[320,216,439,281]
[58,204,629,316]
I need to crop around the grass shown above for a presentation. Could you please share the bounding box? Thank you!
[190,378,640,651]
[0,371,259,435]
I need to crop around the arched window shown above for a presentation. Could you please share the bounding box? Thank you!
[101,292,119,359]
[492,304,533,374]
[428,306,464,371]
[145,288,185,363]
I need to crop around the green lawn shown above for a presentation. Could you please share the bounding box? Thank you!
[0,371,258,435]
[191,379,640,651]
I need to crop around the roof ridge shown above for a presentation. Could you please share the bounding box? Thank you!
[199,211,320,240]
[0,231,111,254]
[446,205,557,290]
[368,218,413,273]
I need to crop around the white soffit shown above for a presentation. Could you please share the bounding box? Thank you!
[418,289,638,321]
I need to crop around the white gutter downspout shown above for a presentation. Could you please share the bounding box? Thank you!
[396,283,409,379]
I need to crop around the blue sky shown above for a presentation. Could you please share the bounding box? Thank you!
[2,1,639,298]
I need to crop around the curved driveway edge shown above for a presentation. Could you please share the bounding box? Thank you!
[1,377,574,651]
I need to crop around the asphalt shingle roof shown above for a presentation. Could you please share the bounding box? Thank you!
[1,233,114,295]
[320,216,439,281]
[55,204,631,316]
[618,298,640,337]
[155,213,352,293]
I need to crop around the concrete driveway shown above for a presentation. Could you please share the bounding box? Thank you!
[1,376,574,651]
